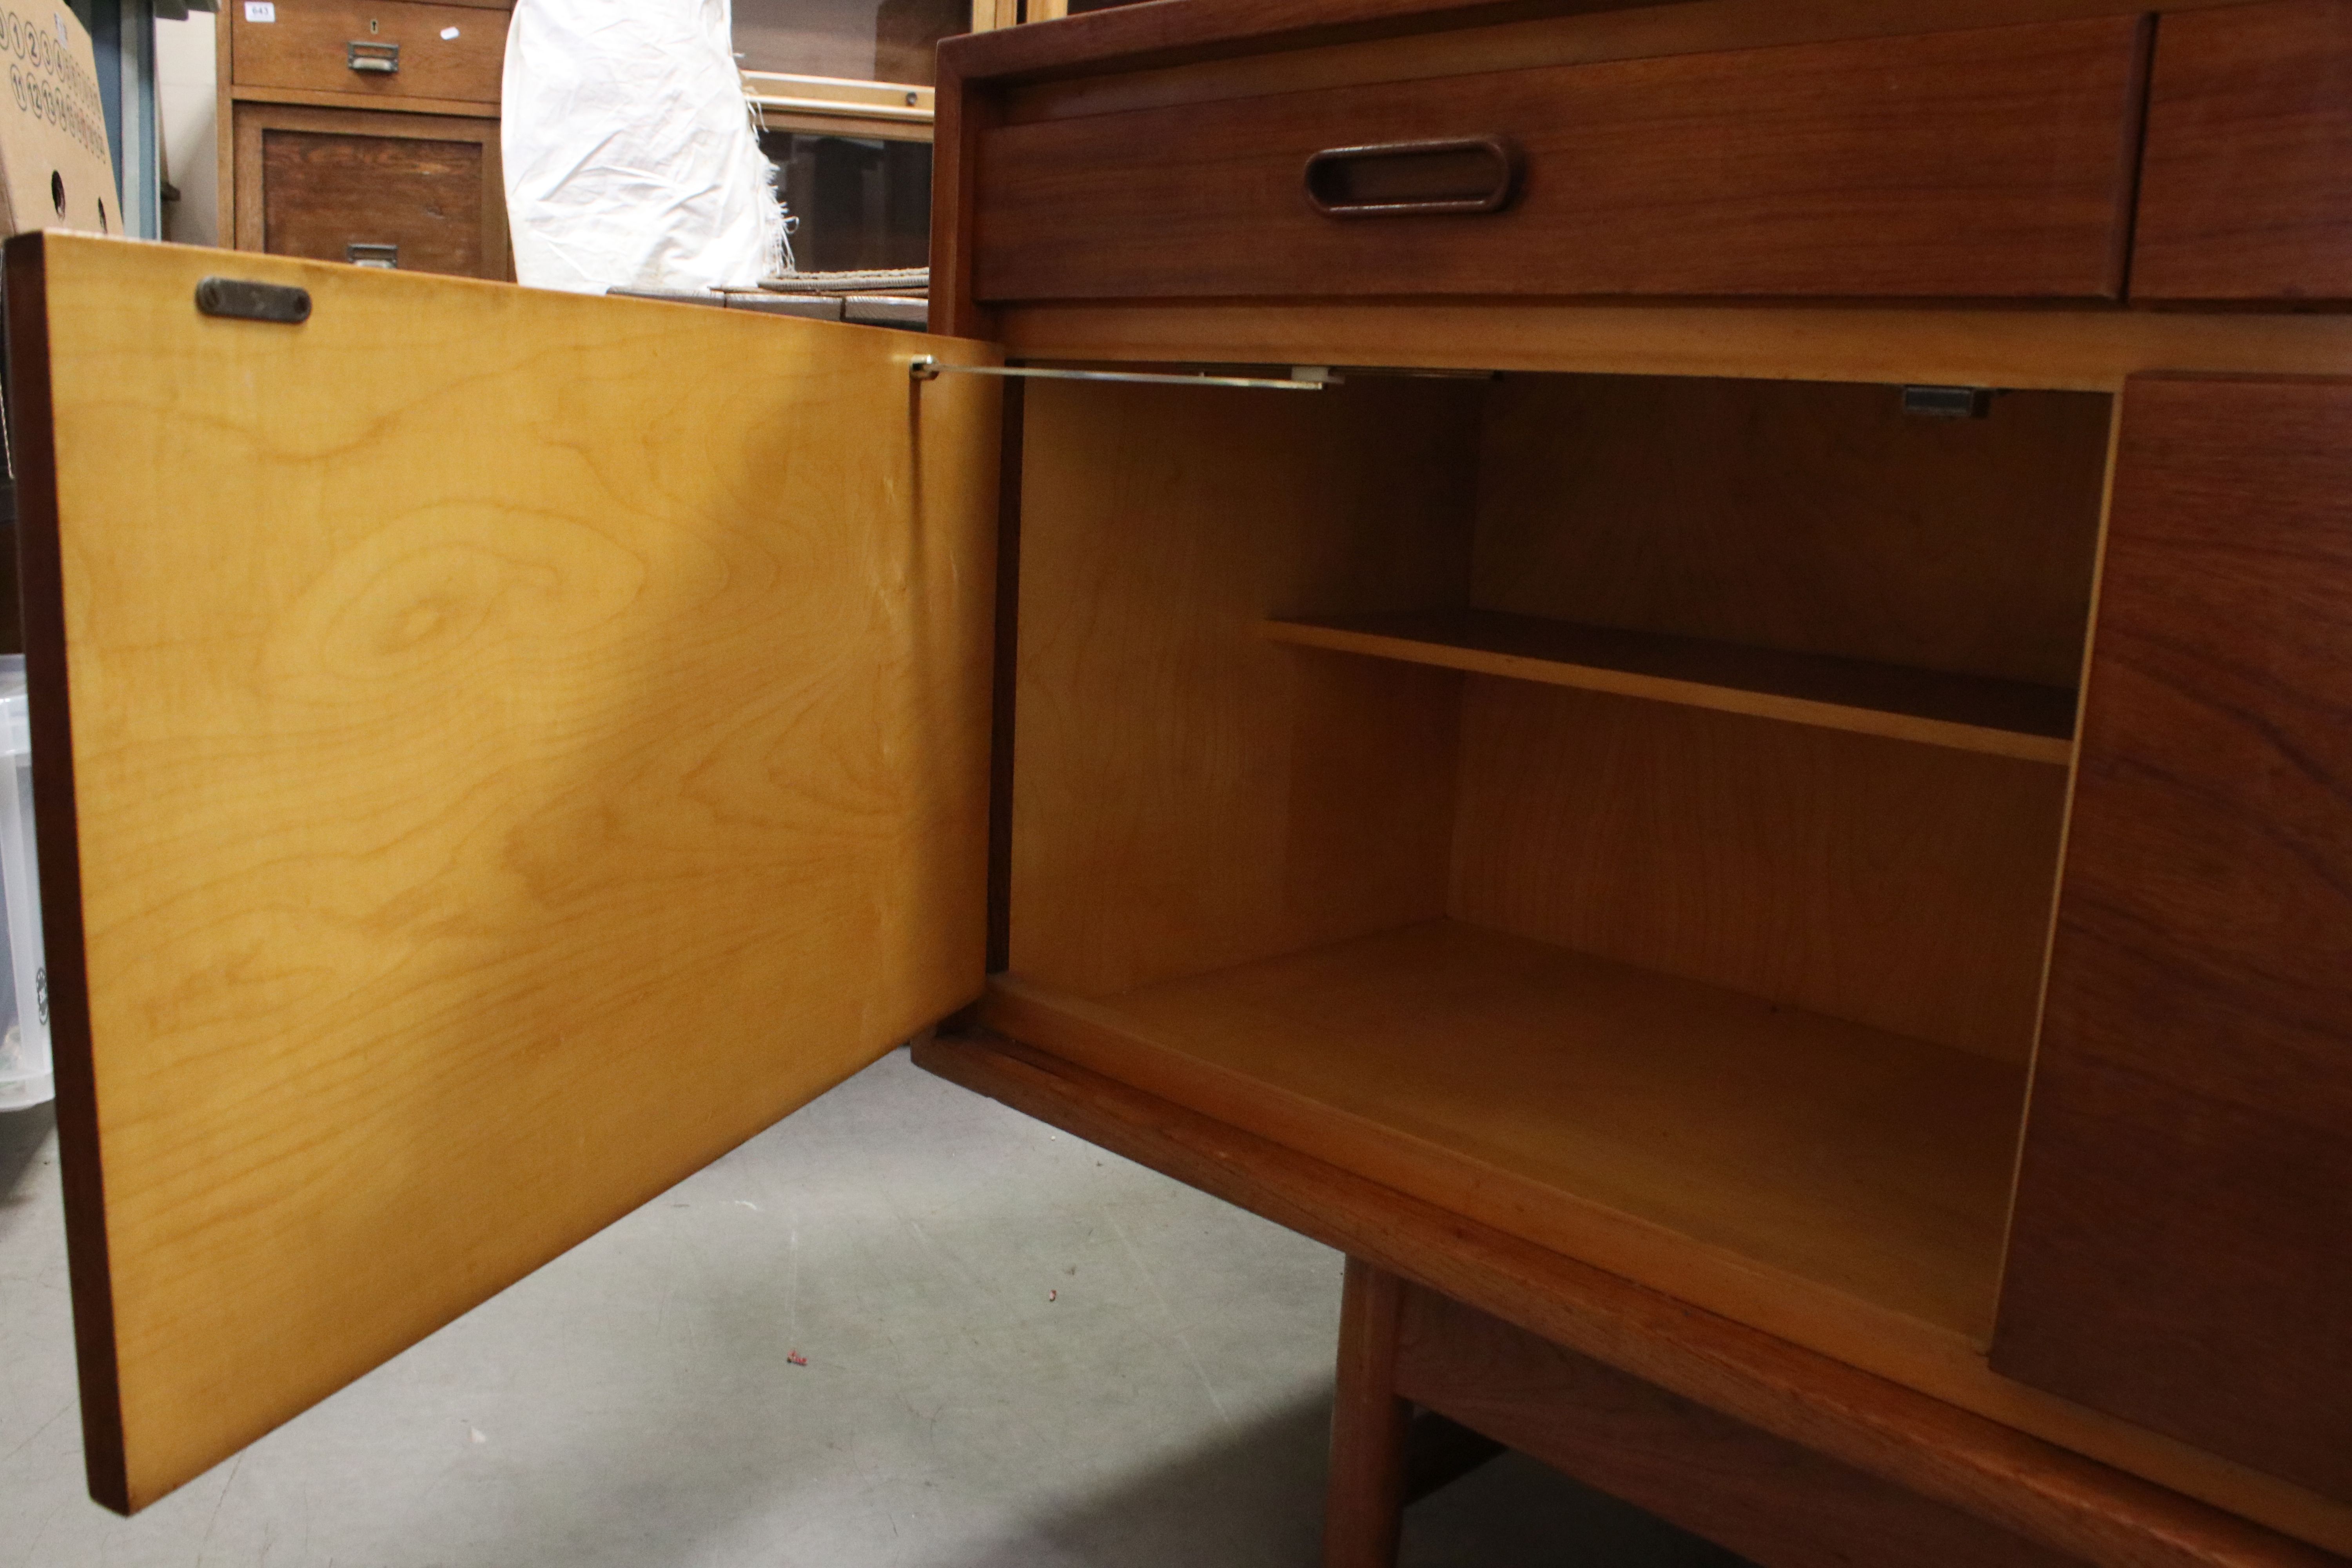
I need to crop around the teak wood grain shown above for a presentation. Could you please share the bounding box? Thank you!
[926,50,998,339]
[947,0,1673,82]
[996,302,2352,393]
[1259,610,2077,763]
[1390,1278,2085,1567]
[1449,682,2073,1063]
[986,920,2028,1351]
[1454,361,2102,1065]
[1011,371,2082,1063]
[1325,1258,1411,1568]
[1994,375,2352,1506]
[1468,376,2111,690]
[972,17,2149,303]
[916,1033,2352,1566]
[1007,375,1479,998]
[938,0,2270,88]
[4,235,1000,1512]
[998,0,2252,125]
[2133,0,2352,302]
[229,0,507,106]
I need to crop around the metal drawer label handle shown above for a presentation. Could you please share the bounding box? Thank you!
[347,39,399,73]
[194,277,311,325]
[1305,136,1521,219]
[347,243,399,269]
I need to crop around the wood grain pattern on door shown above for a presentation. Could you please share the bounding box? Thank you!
[1993,374,2352,1504]
[5,234,1001,1512]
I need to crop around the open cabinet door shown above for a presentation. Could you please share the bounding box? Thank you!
[4,234,1001,1512]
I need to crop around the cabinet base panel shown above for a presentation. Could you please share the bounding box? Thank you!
[985,920,2018,1348]
[914,1032,2352,1561]
[1383,1266,2081,1568]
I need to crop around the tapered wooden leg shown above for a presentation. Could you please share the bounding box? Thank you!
[1325,1256,1412,1568]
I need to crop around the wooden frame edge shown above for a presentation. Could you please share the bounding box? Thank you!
[936,0,2282,88]
[927,54,998,339]
[754,109,934,143]
[221,85,500,120]
[215,14,236,251]
[982,379,1024,973]
[992,302,2352,390]
[940,0,1635,85]
[2108,13,2159,302]
[1325,1258,1411,1565]
[4,231,129,1516]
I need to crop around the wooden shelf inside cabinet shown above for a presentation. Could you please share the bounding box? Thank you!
[1261,610,2076,764]
[983,920,2026,1345]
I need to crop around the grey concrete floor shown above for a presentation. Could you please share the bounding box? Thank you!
[0,1047,1746,1567]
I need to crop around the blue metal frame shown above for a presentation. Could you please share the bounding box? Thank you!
[69,0,213,240]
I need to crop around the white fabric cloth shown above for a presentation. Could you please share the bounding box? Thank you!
[501,0,785,293]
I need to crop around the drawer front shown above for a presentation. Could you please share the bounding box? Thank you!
[973,16,2149,304]
[231,0,506,106]
[2133,0,2352,302]
[237,105,507,279]
[263,125,490,276]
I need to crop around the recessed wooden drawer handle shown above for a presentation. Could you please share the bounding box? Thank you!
[1305,136,1521,218]
[347,40,400,74]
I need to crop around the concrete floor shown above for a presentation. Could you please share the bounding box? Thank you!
[0,1047,1747,1567]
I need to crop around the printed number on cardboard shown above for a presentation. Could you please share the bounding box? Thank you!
[245,2,276,22]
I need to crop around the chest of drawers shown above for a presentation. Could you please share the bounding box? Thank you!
[220,0,511,277]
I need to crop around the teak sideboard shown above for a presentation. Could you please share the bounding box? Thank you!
[9,0,2352,1560]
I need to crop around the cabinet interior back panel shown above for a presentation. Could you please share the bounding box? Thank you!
[1450,681,2071,1062]
[1008,376,1484,998]
[1471,376,2111,688]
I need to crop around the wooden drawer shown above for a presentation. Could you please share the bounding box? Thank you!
[230,0,506,107]
[2132,0,2352,302]
[233,104,508,278]
[971,16,2151,305]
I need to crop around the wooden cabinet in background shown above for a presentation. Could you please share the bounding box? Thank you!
[230,104,501,276]
[219,0,511,279]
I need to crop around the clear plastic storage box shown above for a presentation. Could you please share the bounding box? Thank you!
[0,656,49,1111]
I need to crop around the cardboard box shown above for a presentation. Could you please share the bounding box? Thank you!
[0,4,121,238]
